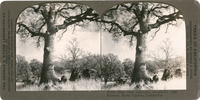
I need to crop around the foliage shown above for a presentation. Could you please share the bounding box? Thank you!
[79,53,101,73]
[101,53,125,83]
[16,55,33,82]
[102,3,183,45]
[53,61,67,75]
[146,60,158,74]
[29,59,42,80]
[16,3,99,47]
[122,58,134,76]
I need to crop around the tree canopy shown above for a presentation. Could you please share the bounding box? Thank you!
[102,2,183,45]
[16,3,99,47]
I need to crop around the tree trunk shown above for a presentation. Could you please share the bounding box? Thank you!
[131,33,150,83]
[40,33,58,84]
[104,78,108,85]
[131,4,151,84]
[39,3,59,84]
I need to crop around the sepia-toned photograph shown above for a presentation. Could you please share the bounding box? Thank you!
[16,3,102,91]
[101,2,186,90]
[16,2,186,91]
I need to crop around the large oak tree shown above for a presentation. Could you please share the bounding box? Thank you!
[16,3,99,84]
[101,2,184,83]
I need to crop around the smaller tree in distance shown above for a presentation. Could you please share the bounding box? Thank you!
[148,38,185,80]
[149,38,174,69]
[58,38,83,70]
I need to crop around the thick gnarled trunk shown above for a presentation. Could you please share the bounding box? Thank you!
[40,33,58,84]
[39,3,59,84]
[131,33,150,83]
[131,5,150,83]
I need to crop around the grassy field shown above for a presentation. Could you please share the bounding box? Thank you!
[16,70,186,91]
[102,77,186,90]
[16,79,102,91]
[16,77,186,91]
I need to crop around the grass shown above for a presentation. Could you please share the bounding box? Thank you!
[102,77,186,90]
[16,71,186,91]
[16,77,186,91]
[151,77,186,90]
[16,79,101,91]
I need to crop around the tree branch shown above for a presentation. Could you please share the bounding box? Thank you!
[38,21,46,32]
[57,5,81,13]
[150,5,170,12]
[17,23,45,37]
[149,11,183,29]
[101,20,138,36]
[120,3,134,11]
[56,8,97,30]
[150,26,160,41]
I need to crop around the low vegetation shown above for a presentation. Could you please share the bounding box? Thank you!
[16,71,186,91]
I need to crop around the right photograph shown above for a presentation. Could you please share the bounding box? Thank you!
[101,2,186,90]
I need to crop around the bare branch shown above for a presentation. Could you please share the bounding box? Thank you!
[36,36,41,48]
[57,28,67,42]
[101,20,138,36]
[17,23,45,37]
[150,5,170,12]
[149,11,183,29]
[38,21,46,32]
[129,35,134,46]
[57,5,81,13]
[56,8,97,30]
[150,26,160,41]
[109,5,120,11]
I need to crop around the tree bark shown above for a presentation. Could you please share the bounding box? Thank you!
[131,33,150,83]
[40,33,58,84]
[39,3,59,84]
[131,4,152,84]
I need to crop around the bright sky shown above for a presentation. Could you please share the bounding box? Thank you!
[16,20,185,63]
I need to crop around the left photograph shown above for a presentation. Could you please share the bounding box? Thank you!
[16,3,101,91]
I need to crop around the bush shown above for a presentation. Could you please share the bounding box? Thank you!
[54,66,66,75]
[146,60,158,74]
[16,55,33,82]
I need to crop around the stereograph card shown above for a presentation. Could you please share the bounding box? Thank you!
[0,0,199,100]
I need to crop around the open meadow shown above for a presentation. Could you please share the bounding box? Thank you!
[16,71,186,91]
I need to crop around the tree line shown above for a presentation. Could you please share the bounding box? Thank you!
[16,52,184,85]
